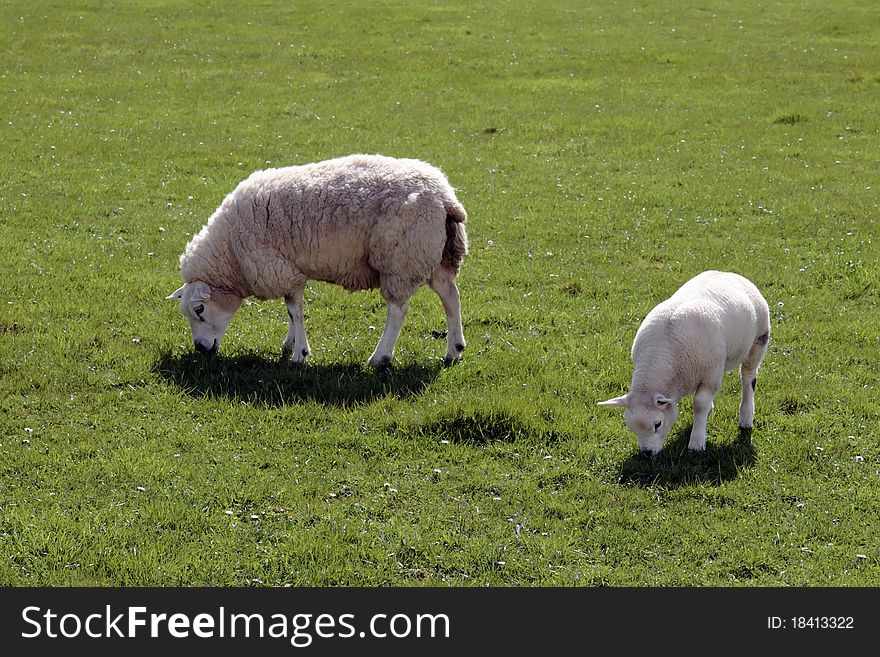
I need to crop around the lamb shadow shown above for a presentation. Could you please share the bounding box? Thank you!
[617,425,757,488]
[154,351,441,408]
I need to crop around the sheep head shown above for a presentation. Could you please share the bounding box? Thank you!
[166,280,242,355]
[598,392,679,456]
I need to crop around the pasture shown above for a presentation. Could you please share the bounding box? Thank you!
[1,0,879,586]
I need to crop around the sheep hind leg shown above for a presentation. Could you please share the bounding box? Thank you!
[739,332,769,429]
[368,298,410,368]
[283,288,311,365]
[429,268,466,365]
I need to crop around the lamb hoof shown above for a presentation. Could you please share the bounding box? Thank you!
[290,348,310,366]
[369,355,392,371]
[444,342,465,366]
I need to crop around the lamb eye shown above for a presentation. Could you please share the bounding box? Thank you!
[653,421,662,432]
[193,304,205,320]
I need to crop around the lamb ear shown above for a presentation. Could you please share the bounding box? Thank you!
[598,394,629,408]
[654,394,674,406]
[166,285,186,300]
[190,281,212,303]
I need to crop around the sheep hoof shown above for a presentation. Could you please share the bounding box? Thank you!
[444,342,465,366]
[289,347,311,366]
[369,355,392,370]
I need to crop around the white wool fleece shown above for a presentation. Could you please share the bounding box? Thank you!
[599,270,770,455]
[181,154,466,303]
[172,154,469,366]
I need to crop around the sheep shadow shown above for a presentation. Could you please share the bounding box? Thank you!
[154,351,442,408]
[401,410,568,446]
[617,425,757,488]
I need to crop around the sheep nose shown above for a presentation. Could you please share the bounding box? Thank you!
[194,339,218,355]
[640,449,656,458]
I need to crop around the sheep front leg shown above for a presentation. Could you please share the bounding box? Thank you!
[283,288,311,365]
[368,298,409,368]
[429,268,466,365]
[688,386,717,452]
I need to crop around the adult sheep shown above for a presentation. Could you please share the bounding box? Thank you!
[167,153,469,367]
[598,270,770,456]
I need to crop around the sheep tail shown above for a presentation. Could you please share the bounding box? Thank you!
[444,198,467,223]
[442,202,469,274]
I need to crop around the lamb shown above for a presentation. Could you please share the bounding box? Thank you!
[166,153,469,367]
[598,270,770,456]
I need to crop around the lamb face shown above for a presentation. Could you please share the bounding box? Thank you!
[600,392,679,456]
[166,281,242,355]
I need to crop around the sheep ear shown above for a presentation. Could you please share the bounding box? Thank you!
[166,285,185,300]
[598,395,629,408]
[654,394,674,406]
[190,281,212,303]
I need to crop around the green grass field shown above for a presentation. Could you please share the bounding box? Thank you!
[2,0,879,586]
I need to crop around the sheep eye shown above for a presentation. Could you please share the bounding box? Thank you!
[193,304,205,321]
[653,421,662,432]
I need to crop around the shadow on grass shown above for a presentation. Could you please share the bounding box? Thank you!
[617,425,757,488]
[406,410,568,446]
[154,351,442,408]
